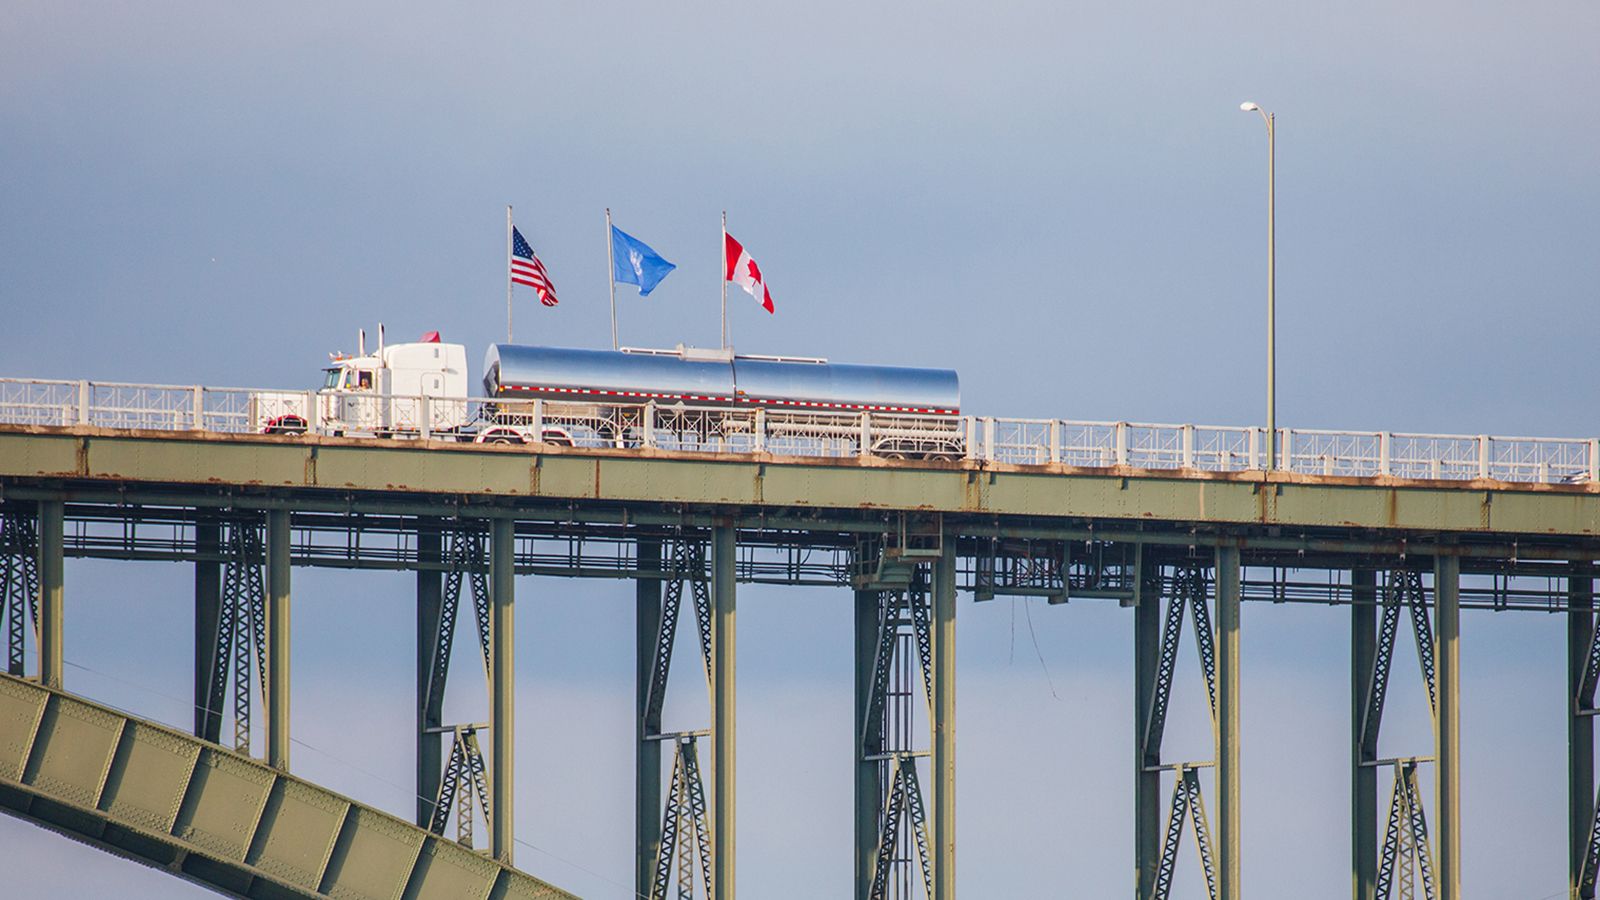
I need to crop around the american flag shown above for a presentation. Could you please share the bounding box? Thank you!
[511,226,558,307]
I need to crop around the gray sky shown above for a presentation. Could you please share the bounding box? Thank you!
[3,1,1597,897]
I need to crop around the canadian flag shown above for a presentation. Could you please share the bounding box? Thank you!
[724,232,775,314]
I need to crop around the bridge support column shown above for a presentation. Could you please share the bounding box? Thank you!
[1570,564,1594,900]
[1351,569,1378,900]
[1434,553,1461,900]
[932,543,956,900]
[416,522,443,827]
[712,524,736,900]
[194,520,223,741]
[1133,552,1161,900]
[635,539,663,898]
[854,587,883,900]
[38,500,63,690]
[490,517,516,864]
[266,508,291,770]
[1215,545,1241,900]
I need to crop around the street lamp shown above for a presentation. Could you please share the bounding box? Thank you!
[1240,101,1276,470]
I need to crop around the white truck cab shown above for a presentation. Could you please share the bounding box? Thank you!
[252,329,470,436]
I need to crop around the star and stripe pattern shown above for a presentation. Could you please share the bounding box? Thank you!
[511,226,559,307]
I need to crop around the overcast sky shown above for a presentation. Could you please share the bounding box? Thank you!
[3,2,1597,897]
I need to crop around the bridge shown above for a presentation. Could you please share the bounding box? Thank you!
[4,379,1600,899]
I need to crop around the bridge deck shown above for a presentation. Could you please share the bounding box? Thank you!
[3,424,1599,539]
[0,672,577,900]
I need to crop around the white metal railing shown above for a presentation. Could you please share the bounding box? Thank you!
[2,377,1596,485]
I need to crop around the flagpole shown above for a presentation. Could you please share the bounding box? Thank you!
[506,205,514,343]
[721,211,728,350]
[606,208,618,350]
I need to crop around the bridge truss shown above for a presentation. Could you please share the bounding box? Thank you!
[7,430,1600,898]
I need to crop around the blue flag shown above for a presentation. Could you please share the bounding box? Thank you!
[610,225,676,296]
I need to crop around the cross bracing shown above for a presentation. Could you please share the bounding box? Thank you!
[652,737,714,900]
[0,508,40,675]
[859,578,938,900]
[1376,760,1438,900]
[429,724,492,849]
[194,518,270,755]
[639,537,718,900]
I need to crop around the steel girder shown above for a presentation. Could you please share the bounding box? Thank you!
[862,577,935,750]
[428,725,491,849]
[858,575,936,900]
[1142,566,1217,769]
[1375,761,1437,900]
[1141,565,1224,900]
[424,525,492,718]
[652,737,713,900]
[1360,570,1438,761]
[1359,571,1441,899]
[0,672,576,899]
[0,508,39,676]
[644,540,713,734]
[1152,765,1219,900]
[1580,601,1600,716]
[1576,569,1600,898]
[869,754,934,900]
[198,519,268,756]
[642,538,715,900]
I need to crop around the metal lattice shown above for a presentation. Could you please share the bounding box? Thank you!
[1580,782,1600,898]
[0,510,40,676]
[202,520,267,755]
[643,540,716,900]
[1143,566,1216,767]
[1376,761,1437,900]
[651,737,713,900]
[860,575,935,900]
[1581,611,1600,713]
[1361,570,1437,759]
[868,755,933,900]
[1152,765,1219,900]
[428,725,491,849]
[425,525,492,717]
[863,578,935,753]
[645,540,713,731]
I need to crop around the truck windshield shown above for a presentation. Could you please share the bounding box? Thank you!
[322,368,341,389]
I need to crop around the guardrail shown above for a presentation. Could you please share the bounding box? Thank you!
[2,377,1595,484]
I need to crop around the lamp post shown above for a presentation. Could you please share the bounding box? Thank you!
[1240,101,1276,470]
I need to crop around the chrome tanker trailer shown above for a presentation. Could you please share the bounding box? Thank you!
[477,343,963,457]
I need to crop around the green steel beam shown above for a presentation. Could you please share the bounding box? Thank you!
[933,545,956,900]
[490,517,515,864]
[266,509,291,771]
[1570,566,1594,899]
[0,672,577,899]
[1215,545,1241,900]
[712,525,736,900]
[12,480,1600,568]
[1351,569,1378,900]
[855,587,883,900]
[193,521,222,742]
[416,522,443,827]
[1434,553,1461,899]
[37,500,62,690]
[7,428,1600,538]
[1134,553,1161,900]
[636,539,663,899]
